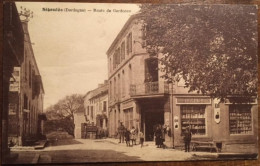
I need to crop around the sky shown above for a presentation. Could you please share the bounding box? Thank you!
[15,2,140,109]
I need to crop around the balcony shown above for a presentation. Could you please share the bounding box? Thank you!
[130,81,169,97]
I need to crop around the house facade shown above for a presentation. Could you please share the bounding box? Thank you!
[3,2,25,158]
[106,14,258,153]
[75,81,109,139]
[7,15,45,146]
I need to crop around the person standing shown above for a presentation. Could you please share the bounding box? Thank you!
[154,126,162,148]
[118,122,125,143]
[125,129,131,147]
[138,131,144,148]
[130,126,137,146]
[183,126,192,152]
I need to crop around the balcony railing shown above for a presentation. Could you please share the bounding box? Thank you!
[130,81,169,96]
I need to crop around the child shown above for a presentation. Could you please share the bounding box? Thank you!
[139,131,144,148]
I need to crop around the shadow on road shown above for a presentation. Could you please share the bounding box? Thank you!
[38,149,143,163]
[47,139,83,147]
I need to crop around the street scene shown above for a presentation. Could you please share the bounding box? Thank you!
[3,1,258,164]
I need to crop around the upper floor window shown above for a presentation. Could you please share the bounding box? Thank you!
[121,41,125,61]
[127,32,132,55]
[116,48,120,67]
[29,61,32,87]
[103,101,107,112]
[113,48,121,69]
[110,58,112,72]
[113,53,116,69]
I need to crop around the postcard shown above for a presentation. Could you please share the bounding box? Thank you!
[3,1,258,164]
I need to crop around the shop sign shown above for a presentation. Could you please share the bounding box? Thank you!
[224,98,257,104]
[176,97,211,104]
[9,67,21,92]
[214,99,221,124]
[174,116,179,129]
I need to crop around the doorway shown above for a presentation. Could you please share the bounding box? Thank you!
[144,111,164,141]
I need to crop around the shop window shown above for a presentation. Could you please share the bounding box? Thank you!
[181,105,206,136]
[229,105,252,135]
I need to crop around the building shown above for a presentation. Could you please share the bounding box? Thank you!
[3,2,25,160]
[106,14,258,153]
[107,14,169,141]
[7,8,45,146]
[74,81,109,139]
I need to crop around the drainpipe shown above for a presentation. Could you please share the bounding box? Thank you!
[171,82,174,148]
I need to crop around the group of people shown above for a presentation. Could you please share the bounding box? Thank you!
[118,123,145,148]
[117,122,192,151]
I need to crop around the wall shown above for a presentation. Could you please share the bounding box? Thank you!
[74,112,86,139]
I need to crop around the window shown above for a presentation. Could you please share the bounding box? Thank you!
[87,106,89,115]
[91,106,94,119]
[124,108,133,130]
[29,62,31,87]
[127,33,132,55]
[110,58,112,72]
[121,42,125,61]
[229,105,252,135]
[113,53,116,69]
[181,105,206,136]
[118,74,121,99]
[116,48,120,66]
[103,101,107,112]
[122,70,125,96]
[110,81,113,100]
[114,77,117,100]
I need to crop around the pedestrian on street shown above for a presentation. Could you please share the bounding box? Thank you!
[138,131,144,148]
[130,126,137,146]
[154,125,162,148]
[118,122,125,143]
[125,129,131,147]
[183,126,192,152]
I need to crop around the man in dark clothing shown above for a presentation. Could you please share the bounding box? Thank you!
[183,127,192,152]
[118,122,125,143]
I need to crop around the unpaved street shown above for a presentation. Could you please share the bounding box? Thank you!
[11,138,203,164]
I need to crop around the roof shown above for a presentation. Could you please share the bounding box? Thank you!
[83,83,108,100]
[89,84,108,100]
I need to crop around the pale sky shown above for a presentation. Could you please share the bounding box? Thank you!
[16,2,140,109]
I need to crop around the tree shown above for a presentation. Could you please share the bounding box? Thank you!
[45,94,84,136]
[139,4,257,102]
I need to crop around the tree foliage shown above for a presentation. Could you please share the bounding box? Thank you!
[45,94,84,136]
[139,4,257,102]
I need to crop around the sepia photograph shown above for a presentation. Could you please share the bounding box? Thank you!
[2,1,258,164]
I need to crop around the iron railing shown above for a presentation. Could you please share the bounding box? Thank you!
[130,81,169,96]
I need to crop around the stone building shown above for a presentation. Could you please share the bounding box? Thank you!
[3,2,25,160]
[74,81,109,139]
[106,14,258,153]
[7,9,45,146]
